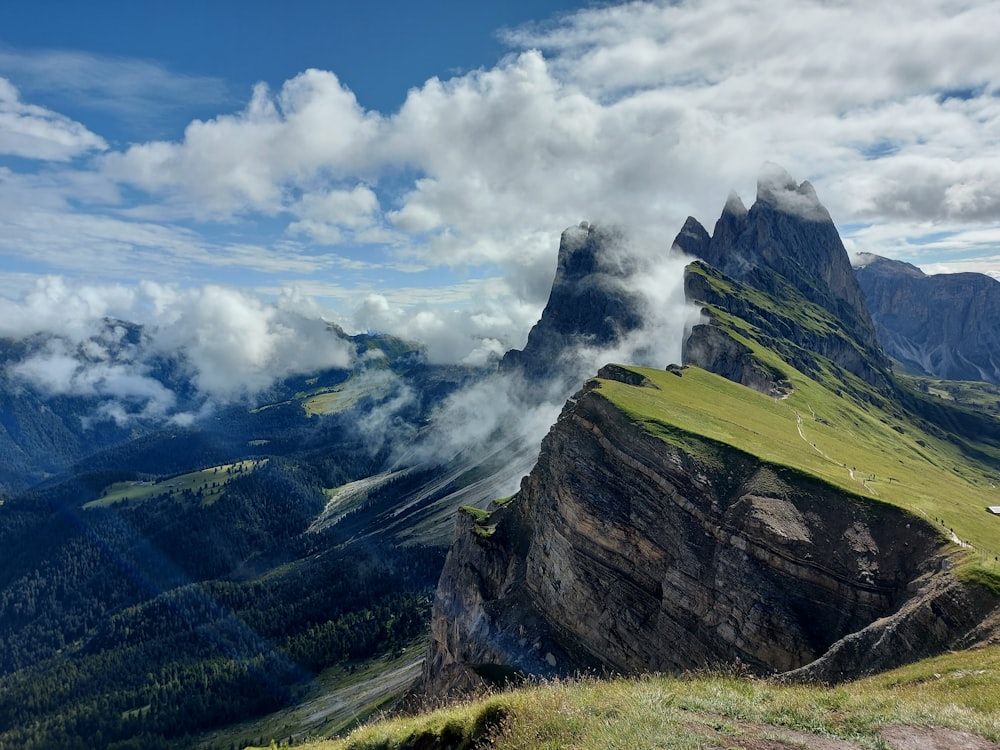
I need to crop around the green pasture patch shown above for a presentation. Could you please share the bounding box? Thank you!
[86,459,268,509]
[302,375,394,417]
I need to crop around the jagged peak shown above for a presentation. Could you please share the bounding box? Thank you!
[553,222,630,281]
[671,216,710,259]
[680,215,709,235]
[755,162,830,222]
[723,190,748,218]
[756,161,798,200]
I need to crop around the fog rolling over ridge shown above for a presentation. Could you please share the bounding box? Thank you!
[0,223,697,513]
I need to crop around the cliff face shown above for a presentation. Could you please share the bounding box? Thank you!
[424,369,990,696]
[854,253,1000,384]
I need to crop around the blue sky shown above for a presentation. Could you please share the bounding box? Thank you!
[1,0,999,370]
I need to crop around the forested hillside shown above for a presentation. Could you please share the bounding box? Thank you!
[0,333,477,750]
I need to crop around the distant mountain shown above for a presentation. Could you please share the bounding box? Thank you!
[854,252,1000,384]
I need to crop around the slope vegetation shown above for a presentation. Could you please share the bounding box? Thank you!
[600,364,1000,571]
[299,644,1000,750]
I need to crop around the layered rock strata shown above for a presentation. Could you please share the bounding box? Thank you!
[424,369,991,696]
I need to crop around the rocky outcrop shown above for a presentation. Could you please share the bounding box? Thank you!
[423,370,991,696]
[499,223,647,383]
[682,321,791,398]
[854,253,1000,384]
[675,164,890,389]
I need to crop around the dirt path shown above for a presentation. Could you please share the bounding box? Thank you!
[793,409,878,497]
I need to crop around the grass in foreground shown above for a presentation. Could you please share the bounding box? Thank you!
[279,644,1000,750]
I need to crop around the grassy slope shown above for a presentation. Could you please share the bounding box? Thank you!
[597,364,1000,573]
[902,373,1000,418]
[290,644,1000,749]
[84,458,268,508]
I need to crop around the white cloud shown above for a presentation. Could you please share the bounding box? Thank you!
[287,184,385,245]
[3,0,1000,366]
[0,77,107,160]
[352,276,547,365]
[2,278,356,421]
[102,70,382,218]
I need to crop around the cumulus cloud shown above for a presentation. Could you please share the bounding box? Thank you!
[4,0,1000,365]
[101,70,382,218]
[0,77,107,160]
[1,278,355,424]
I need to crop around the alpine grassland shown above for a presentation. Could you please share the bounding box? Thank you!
[286,644,1000,750]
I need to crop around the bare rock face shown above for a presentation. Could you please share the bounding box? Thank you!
[423,373,994,696]
[683,321,791,398]
[854,253,1000,384]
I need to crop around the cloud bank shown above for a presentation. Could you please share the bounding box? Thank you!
[1,278,354,424]
[1,0,999,365]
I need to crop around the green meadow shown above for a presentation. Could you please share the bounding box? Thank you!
[597,364,1000,574]
[85,458,267,508]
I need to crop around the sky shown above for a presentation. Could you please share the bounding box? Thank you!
[1,0,999,374]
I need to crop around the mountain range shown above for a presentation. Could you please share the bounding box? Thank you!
[2,165,1000,749]
[423,166,1000,697]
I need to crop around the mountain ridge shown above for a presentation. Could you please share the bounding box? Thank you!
[421,167,1000,698]
[854,251,1000,384]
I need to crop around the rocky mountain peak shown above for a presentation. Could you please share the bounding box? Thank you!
[754,162,828,223]
[675,164,887,382]
[852,252,925,278]
[672,216,711,259]
[499,223,646,382]
[723,189,748,219]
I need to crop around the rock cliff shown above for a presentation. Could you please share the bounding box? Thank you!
[424,366,996,696]
[854,252,1000,384]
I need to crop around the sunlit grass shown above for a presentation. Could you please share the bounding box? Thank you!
[85,458,267,508]
[595,364,1000,576]
[284,645,1000,750]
